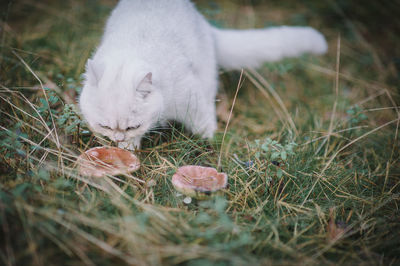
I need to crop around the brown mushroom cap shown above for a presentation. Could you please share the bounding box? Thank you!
[172,166,228,198]
[77,147,140,177]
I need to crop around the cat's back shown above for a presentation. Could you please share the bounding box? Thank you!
[103,0,205,45]
[112,0,194,18]
[95,0,214,74]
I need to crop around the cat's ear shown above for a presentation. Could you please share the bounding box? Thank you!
[136,72,153,98]
[86,59,100,87]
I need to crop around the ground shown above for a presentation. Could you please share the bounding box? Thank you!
[0,0,399,265]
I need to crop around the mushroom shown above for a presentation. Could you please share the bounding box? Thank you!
[77,147,140,177]
[172,166,228,199]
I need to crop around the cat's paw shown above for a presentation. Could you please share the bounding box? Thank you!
[199,121,217,139]
[118,141,137,151]
[118,135,143,151]
[201,130,215,139]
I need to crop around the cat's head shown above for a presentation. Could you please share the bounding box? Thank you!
[79,59,163,144]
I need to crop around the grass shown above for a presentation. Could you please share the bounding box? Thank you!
[1,0,399,265]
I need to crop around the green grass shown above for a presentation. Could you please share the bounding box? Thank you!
[1,0,399,265]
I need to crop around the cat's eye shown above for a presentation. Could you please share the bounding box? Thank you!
[100,124,112,130]
[126,125,141,131]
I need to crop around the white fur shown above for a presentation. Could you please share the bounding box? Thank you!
[79,0,328,149]
[214,26,327,69]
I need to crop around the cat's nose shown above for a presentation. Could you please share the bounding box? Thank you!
[114,131,125,142]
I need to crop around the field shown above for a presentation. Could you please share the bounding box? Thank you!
[1,0,399,265]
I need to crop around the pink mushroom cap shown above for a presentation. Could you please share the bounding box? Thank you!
[77,147,140,177]
[172,166,228,199]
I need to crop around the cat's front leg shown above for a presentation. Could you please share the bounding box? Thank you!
[117,136,142,151]
[195,117,217,139]
[185,100,217,139]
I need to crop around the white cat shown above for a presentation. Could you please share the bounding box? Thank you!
[79,0,327,150]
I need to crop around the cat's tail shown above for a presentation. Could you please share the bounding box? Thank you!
[212,26,328,70]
